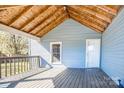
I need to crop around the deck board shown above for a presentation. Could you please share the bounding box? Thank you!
[0,68,118,88]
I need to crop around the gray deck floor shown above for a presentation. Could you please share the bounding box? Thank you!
[0,67,118,88]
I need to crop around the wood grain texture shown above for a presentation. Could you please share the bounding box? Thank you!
[10,6,49,29]
[0,6,30,25]
[67,6,108,27]
[68,8,106,31]
[0,5,121,37]
[68,6,112,23]
[21,6,62,32]
[0,5,22,10]
[36,13,69,37]
[69,10,103,32]
[30,7,67,35]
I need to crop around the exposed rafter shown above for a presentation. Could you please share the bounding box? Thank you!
[10,5,49,29]
[68,10,104,32]
[0,5,22,10]
[84,6,114,19]
[8,6,33,25]
[36,13,69,37]
[95,5,119,16]
[0,5,121,38]
[68,5,112,23]
[67,6,108,28]
[0,6,30,25]
[21,5,62,32]
[30,7,66,35]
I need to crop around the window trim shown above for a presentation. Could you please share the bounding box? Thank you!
[50,42,62,64]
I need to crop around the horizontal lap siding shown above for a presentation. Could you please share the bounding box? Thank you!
[40,19,101,68]
[101,8,124,85]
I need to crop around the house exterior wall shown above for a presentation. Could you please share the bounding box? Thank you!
[101,8,124,85]
[31,19,101,68]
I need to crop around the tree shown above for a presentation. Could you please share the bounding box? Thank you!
[0,31,29,56]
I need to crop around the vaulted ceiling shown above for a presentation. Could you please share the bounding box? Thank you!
[0,5,122,38]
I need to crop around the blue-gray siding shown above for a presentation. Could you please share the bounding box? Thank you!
[101,8,124,85]
[40,19,101,68]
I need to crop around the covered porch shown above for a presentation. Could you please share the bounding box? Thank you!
[0,5,124,88]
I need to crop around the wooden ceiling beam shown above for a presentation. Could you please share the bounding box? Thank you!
[30,7,66,35]
[8,5,33,25]
[36,13,69,37]
[67,6,108,28]
[84,5,114,19]
[68,5,112,23]
[95,5,119,16]
[69,10,103,32]
[70,13,102,33]
[21,5,63,32]
[106,5,121,10]
[68,9,104,32]
[10,5,49,29]
[0,5,22,10]
[0,6,31,25]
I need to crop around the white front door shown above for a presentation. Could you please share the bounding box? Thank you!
[85,39,100,68]
[50,42,62,64]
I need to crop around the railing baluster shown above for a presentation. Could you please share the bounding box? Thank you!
[23,58,25,72]
[5,59,7,77]
[8,59,11,76]
[11,58,13,75]
[24,58,26,72]
[27,58,29,71]
[36,57,38,68]
[29,58,31,70]
[10,58,12,76]
[0,59,1,78]
[38,56,40,68]
[34,57,36,69]
[21,58,23,72]
[23,58,24,72]
[14,58,16,75]
[33,57,35,69]
[19,58,21,73]
[18,58,20,74]
[16,58,17,74]
[37,57,39,68]
[32,57,34,69]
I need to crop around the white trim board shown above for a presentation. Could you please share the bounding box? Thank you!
[0,23,41,42]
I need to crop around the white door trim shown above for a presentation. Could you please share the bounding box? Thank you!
[50,42,62,64]
[85,39,100,68]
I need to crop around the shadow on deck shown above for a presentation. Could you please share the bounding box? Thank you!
[0,68,118,88]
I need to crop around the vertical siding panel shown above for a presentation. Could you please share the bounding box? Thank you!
[101,8,124,86]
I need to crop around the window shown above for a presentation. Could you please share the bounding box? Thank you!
[50,42,62,64]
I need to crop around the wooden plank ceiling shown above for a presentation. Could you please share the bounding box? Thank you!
[0,5,121,38]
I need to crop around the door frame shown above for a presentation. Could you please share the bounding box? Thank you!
[85,39,101,68]
[50,42,62,64]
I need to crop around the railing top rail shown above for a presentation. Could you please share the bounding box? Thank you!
[0,56,40,59]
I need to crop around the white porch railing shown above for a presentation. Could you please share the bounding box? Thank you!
[0,56,51,78]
